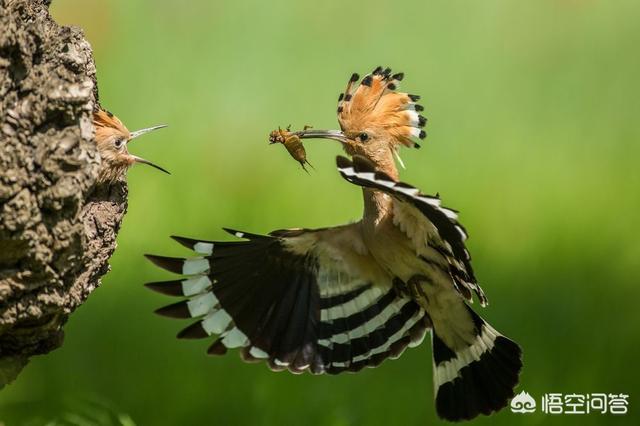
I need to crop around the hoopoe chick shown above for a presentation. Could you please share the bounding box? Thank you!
[93,109,169,183]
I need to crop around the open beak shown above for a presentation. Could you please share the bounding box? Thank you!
[127,124,170,175]
[294,129,348,144]
[131,155,171,175]
[128,124,168,141]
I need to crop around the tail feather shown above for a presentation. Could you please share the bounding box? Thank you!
[432,306,522,421]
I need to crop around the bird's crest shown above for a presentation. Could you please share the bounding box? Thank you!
[337,66,426,149]
[93,109,130,141]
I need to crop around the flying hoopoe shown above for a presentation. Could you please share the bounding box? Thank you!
[145,66,522,422]
[93,108,169,183]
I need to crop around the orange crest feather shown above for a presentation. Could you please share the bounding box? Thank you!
[93,109,130,142]
[337,66,426,148]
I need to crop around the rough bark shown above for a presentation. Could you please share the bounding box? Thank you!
[0,0,126,387]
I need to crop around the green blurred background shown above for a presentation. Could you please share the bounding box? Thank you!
[2,0,639,424]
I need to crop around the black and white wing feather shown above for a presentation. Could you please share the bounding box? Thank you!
[145,225,430,375]
[336,155,487,306]
[336,156,522,421]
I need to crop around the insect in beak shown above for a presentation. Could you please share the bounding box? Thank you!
[127,124,170,175]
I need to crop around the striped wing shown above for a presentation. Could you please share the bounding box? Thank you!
[336,155,487,306]
[145,226,430,374]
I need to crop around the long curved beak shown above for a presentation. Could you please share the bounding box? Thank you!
[294,129,347,143]
[128,124,168,141]
[127,124,170,174]
[131,155,171,175]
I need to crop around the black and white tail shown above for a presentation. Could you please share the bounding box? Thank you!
[431,305,522,421]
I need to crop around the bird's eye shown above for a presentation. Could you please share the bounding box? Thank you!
[359,132,369,142]
[114,138,125,149]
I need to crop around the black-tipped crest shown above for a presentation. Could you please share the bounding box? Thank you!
[335,67,428,148]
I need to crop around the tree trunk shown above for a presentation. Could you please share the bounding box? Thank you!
[0,0,126,387]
